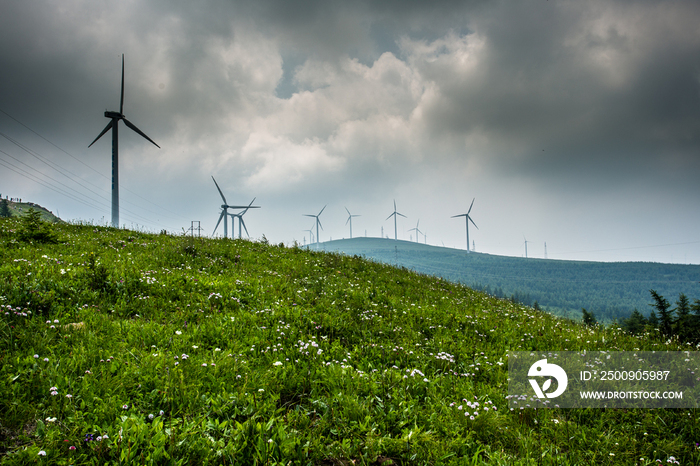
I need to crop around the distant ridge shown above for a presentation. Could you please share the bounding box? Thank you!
[1,199,62,223]
[321,237,700,321]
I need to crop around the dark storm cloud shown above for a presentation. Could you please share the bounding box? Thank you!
[408,0,700,187]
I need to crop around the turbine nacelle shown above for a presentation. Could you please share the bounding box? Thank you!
[104,111,123,119]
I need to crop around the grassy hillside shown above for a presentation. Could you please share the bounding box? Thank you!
[320,237,700,321]
[0,199,62,223]
[0,217,697,465]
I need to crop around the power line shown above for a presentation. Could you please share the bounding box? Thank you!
[0,130,183,222]
[0,153,105,211]
[0,108,189,221]
[0,146,166,229]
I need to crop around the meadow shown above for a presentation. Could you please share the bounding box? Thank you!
[0,214,698,465]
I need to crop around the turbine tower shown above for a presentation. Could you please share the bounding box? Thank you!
[408,220,423,243]
[345,207,360,239]
[304,205,326,247]
[386,200,406,240]
[211,176,251,238]
[228,198,260,239]
[523,236,529,258]
[304,228,314,246]
[452,198,478,253]
[89,54,160,228]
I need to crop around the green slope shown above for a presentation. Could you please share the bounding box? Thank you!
[320,237,700,321]
[0,217,697,465]
[0,199,62,223]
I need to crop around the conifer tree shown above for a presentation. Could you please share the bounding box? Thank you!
[647,310,659,329]
[649,290,673,336]
[582,308,597,326]
[674,293,694,341]
[0,198,10,218]
[622,309,647,334]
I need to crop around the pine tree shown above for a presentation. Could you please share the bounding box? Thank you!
[622,309,647,334]
[582,308,597,326]
[649,290,673,337]
[0,198,10,218]
[647,310,659,329]
[673,293,694,341]
[18,208,58,244]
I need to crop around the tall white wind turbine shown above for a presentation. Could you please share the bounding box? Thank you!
[304,205,326,247]
[345,207,360,239]
[408,219,423,243]
[452,198,478,253]
[228,198,260,239]
[211,176,251,238]
[386,200,406,241]
[89,54,160,228]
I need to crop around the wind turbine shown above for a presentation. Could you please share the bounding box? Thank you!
[211,176,251,238]
[228,198,260,239]
[408,219,423,243]
[304,205,326,247]
[89,54,160,228]
[304,228,314,246]
[452,198,478,253]
[345,207,360,239]
[523,236,530,258]
[386,200,406,240]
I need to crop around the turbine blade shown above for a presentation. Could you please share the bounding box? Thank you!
[467,197,475,215]
[451,214,466,218]
[212,176,227,204]
[397,212,407,218]
[469,216,479,230]
[318,204,327,216]
[303,214,315,218]
[241,218,249,236]
[241,197,257,215]
[120,54,125,115]
[345,207,350,216]
[123,118,160,148]
[88,120,113,147]
[386,213,394,221]
[213,210,225,234]
[346,216,350,226]
[318,219,323,231]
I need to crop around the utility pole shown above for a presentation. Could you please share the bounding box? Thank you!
[186,221,202,237]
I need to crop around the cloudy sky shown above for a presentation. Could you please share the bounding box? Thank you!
[1,0,699,263]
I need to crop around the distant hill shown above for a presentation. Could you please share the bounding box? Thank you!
[319,237,700,321]
[0,198,62,223]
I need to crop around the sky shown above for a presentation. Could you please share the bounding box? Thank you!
[1,0,699,264]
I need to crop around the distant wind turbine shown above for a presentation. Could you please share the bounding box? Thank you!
[304,228,314,246]
[228,197,260,239]
[211,176,251,238]
[386,200,406,240]
[452,198,478,253]
[304,205,326,247]
[408,220,423,243]
[345,207,360,239]
[523,236,530,258]
[89,54,160,228]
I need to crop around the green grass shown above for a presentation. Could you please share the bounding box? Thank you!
[0,217,698,465]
